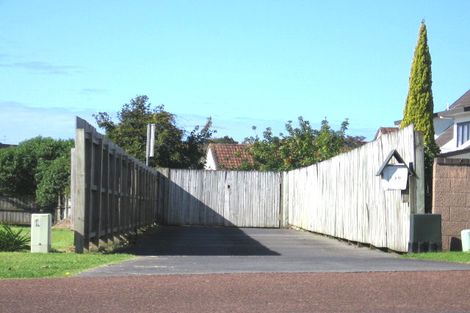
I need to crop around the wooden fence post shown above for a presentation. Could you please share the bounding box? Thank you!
[72,129,86,253]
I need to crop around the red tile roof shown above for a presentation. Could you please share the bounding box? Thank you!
[209,144,254,170]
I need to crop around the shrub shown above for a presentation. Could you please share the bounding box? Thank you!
[0,224,29,252]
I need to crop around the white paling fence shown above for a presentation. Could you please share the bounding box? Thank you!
[283,125,424,252]
[161,169,281,228]
[72,116,423,252]
[156,126,423,251]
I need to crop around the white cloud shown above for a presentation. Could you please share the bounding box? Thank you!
[0,101,96,144]
[0,61,81,75]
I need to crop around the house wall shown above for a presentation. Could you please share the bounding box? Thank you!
[432,157,470,250]
[453,113,470,148]
[204,147,217,170]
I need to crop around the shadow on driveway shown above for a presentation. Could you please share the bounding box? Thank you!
[119,225,280,256]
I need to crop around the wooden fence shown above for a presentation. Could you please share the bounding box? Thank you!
[72,117,159,252]
[283,125,424,252]
[0,210,31,225]
[158,169,281,227]
[0,195,36,212]
[0,196,36,225]
[71,117,423,253]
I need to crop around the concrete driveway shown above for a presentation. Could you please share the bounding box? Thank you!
[80,226,470,276]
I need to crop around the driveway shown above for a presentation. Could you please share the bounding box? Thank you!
[79,226,470,276]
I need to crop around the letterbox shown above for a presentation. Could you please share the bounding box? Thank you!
[376,150,415,191]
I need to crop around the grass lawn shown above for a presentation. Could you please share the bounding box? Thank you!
[404,252,470,264]
[10,226,75,252]
[0,252,133,279]
[1,226,134,279]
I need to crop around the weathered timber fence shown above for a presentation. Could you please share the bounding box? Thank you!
[158,169,281,227]
[0,210,31,225]
[71,117,423,253]
[0,195,36,211]
[0,196,36,225]
[283,125,424,252]
[72,117,159,252]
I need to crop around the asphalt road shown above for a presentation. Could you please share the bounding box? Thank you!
[3,226,470,313]
[80,226,470,276]
[2,272,470,313]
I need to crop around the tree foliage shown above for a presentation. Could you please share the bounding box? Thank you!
[243,117,365,171]
[400,21,439,159]
[400,21,440,212]
[94,95,214,169]
[0,137,73,208]
[209,136,238,144]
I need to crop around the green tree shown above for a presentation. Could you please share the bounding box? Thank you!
[0,137,73,208]
[35,155,71,207]
[243,117,363,171]
[400,21,439,211]
[209,136,238,144]
[401,21,439,157]
[94,95,214,169]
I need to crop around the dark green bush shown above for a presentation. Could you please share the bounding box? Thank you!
[0,224,29,252]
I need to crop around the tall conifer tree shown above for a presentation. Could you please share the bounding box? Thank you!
[401,20,439,158]
[401,21,439,211]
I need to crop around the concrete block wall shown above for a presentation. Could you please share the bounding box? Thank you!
[433,158,470,250]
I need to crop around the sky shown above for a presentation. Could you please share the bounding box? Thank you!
[0,0,469,144]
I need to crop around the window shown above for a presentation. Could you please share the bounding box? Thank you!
[457,121,470,147]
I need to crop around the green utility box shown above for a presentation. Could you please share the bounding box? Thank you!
[408,214,442,253]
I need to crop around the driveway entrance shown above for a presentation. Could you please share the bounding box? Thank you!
[80,226,470,276]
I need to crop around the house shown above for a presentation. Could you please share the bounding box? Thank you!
[205,143,254,170]
[434,89,470,156]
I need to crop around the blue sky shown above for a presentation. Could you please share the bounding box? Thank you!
[0,1,469,144]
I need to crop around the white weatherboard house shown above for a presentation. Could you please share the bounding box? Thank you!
[434,89,470,158]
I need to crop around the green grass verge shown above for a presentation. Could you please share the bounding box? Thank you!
[10,226,74,252]
[1,226,134,279]
[404,252,470,264]
[0,252,133,279]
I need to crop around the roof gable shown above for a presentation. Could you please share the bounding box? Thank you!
[449,89,470,110]
[209,144,254,170]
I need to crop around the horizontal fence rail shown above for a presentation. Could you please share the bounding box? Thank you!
[72,117,159,252]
